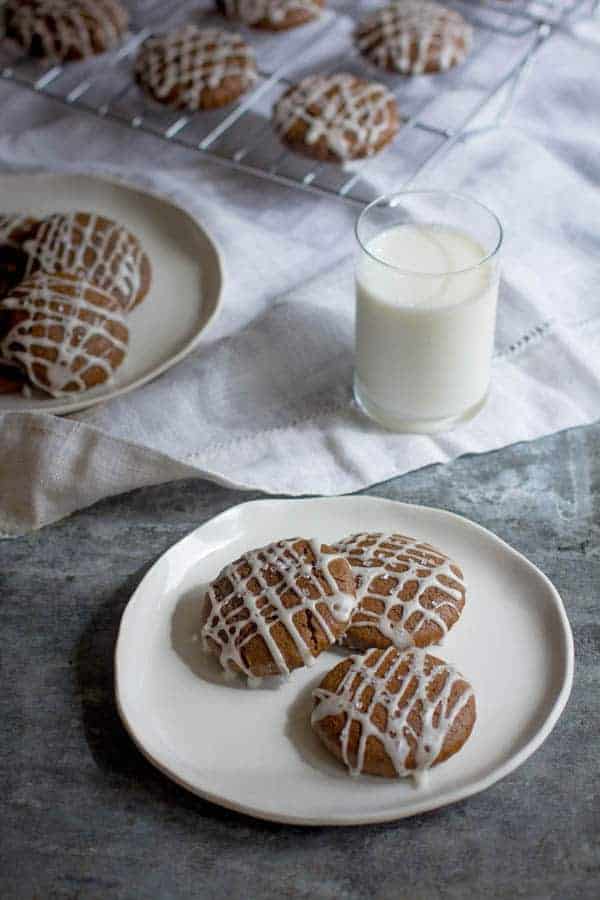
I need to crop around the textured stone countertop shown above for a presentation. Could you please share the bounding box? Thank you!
[1,425,598,900]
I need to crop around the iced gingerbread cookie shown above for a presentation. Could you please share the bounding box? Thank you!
[312,646,476,778]
[0,271,129,397]
[0,214,41,248]
[5,0,129,62]
[201,538,357,682]
[0,214,41,299]
[24,212,151,312]
[216,0,324,31]
[356,1,472,76]
[272,73,400,163]
[135,26,257,111]
[333,532,466,651]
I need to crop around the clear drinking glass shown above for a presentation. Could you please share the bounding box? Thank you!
[354,190,503,433]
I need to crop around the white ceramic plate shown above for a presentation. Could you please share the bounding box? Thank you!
[115,497,574,826]
[0,173,223,414]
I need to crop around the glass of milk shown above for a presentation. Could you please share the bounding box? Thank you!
[354,190,503,433]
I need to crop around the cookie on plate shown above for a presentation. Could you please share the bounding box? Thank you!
[0,271,129,397]
[201,538,357,681]
[272,73,400,163]
[0,214,41,299]
[5,0,129,62]
[0,214,41,248]
[216,0,325,31]
[333,532,466,651]
[356,1,472,76]
[312,646,476,777]
[135,25,257,112]
[24,212,151,312]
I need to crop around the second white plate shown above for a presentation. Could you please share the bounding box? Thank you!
[0,172,223,415]
[115,496,574,826]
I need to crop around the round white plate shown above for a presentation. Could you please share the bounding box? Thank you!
[115,496,574,826]
[0,173,223,415]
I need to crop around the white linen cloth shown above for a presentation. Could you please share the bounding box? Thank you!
[1,21,600,536]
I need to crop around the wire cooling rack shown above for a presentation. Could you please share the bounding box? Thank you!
[0,0,596,205]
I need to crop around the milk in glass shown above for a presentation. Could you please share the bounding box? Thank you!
[355,223,499,431]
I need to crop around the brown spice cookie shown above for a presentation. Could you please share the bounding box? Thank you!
[312,646,476,777]
[0,214,41,300]
[135,26,257,112]
[201,538,357,681]
[0,271,129,397]
[5,0,129,62]
[356,1,472,76]
[272,73,400,163]
[333,532,466,652]
[24,212,151,312]
[216,0,324,31]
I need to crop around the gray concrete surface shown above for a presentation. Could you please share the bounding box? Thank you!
[1,425,598,900]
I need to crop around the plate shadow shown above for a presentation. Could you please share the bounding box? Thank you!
[284,671,349,779]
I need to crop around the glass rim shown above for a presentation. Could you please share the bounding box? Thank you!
[355,189,504,277]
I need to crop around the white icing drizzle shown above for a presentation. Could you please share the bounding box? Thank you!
[6,0,128,61]
[0,273,128,397]
[201,538,356,679]
[135,26,257,110]
[334,533,465,649]
[220,0,323,28]
[356,0,472,76]
[312,646,475,778]
[273,73,398,161]
[24,212,145,312]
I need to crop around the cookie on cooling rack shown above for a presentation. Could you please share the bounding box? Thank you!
[0,271,129,397]
[0,214,41,299]
[356,0,473,76]
[272,73,400,163]
[23,212,151,312]
[201,538,357,681]
[5,0,129,62]
[135,25,257,112]
[216,0,325,31]
[312,646,476,778]
[333,532,466,652]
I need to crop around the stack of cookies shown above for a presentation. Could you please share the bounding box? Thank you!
[201,531,476,781]
[0,211,151,397]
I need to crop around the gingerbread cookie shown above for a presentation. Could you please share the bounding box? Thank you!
[24,212,151,312]
[135,26,257,112]
[272,73,400,163]
[0,215,41,248]
[0,271,129,397]
[217,0,324,31]
[5,0,129,62]
[356,1,472,76]
[201,538,356,681]
[333,533,466,651]
[312,646,476,778]
[0,214,41,299]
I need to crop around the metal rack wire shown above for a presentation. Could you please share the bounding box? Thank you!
[0,0,596,206]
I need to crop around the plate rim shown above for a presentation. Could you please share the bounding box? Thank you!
[115,496,575,826]
[0,171,224,416]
